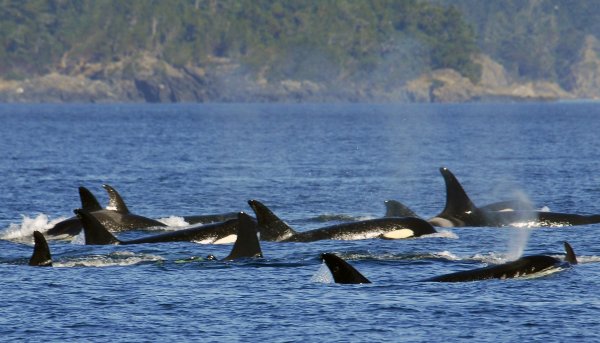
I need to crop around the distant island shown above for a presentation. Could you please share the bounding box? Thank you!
[1,0,599,103]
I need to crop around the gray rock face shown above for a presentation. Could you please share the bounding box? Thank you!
[1,51,599,103]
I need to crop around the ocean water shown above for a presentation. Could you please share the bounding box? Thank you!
[1,102,600,342]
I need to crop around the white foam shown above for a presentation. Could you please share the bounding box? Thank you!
[472,252,508,264]
[424,230,459,239]
[55,251,164,268]
[70,230,86,245]
[0,214,66,241]
[156,216,190,228]
[434,250,461,261]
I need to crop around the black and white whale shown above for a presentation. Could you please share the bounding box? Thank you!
[430,167,600,227]
[29,231,53,267]
[320,253,371,284]
[426,242,577,282]
[102,184,240,226]
[387,167,600,227]
[46,185,167,238]
[248,200,436,242]
[182,212,240,225]
[30,215,261,265]
[320,242,577,283]
[46,186,107,237]
[76,208,255,246]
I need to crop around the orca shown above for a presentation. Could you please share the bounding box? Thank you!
[320,253,371,284]
[183,212,240,225]
[29,231,53,267]
[319,242,576,284]
[103,184,241,226]
[76,208,256,246]
[384,200,420,218]
[384,198,533,222]
[46,184,167,238]
[98,184,168,231]
[46,186,106,237]
[429,167,600,227]
[426,242,577,282]
[30,217,260,266]
[248,200,436,242]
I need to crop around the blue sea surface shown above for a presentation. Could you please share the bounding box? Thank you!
[1,102,600,342]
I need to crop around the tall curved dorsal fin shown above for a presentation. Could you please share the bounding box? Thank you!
[320,253,371,284]
[384,200,421,218]
[102,184,130,213]
[564,241,578,265]
[437,167,479,217]
[75,209,121,245]
[78,186,103,212]
[247,200,297,241]
[224,212,263,260]
[29,231,52,267]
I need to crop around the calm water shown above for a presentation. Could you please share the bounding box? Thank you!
[1,102,600,342]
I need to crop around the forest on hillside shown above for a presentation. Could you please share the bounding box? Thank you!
[437,0,600,91]
[0,0,480,87]
[2,0,600,102]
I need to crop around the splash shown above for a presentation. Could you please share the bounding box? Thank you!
[70,230,86,245]
[56,251,164,268]
[0,214,66,242]
[472,252,509,264]
[434,251,461,261]
[310,261,335,283]
[156,216,190,229]
[424,230,459,239]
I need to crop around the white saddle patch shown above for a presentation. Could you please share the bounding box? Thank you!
[213,234,237,244]
[381,229,414,240]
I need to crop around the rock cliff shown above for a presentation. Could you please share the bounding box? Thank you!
[1,50,600,103]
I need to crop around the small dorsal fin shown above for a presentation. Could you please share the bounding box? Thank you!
[437,167,479,218]
[384,200,421,218]
[29,231,52,267]
[564,241,578,265]
[247,200,297,241]
[224,212,263,260]
[75,209,121,245]
[320,253,371,284]
[102,184,130,213]
[79,186,103,212]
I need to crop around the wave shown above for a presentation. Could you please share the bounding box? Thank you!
[305,214,375,223]
[0,213,67,242]
[55,251,164,268]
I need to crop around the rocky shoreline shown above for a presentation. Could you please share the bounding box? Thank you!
[1,49,599,104]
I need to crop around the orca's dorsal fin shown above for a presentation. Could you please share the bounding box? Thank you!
[29,231,52,267]
[437,167,479,217]
[74,209,121,245]
[79,186,103,212]
[247,200,297,241]
[384,200,421,218]
[320,253,371,284]
[224,212,263,261]
[564,241,578,265]
[102,184,130,213]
